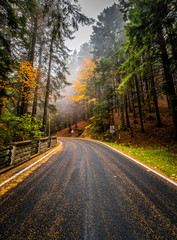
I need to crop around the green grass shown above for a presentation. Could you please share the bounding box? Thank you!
[103,142,177,181]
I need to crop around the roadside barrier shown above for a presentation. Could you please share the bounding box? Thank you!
[0,137,57,169]
[0,146,13,166]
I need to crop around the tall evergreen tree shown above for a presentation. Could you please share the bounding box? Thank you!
[90,3,124,59]
[42,0,93,134]
[0,0,36,115]
[119,0,177,138]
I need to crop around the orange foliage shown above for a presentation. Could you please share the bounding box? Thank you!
[0,60,44,108]
[14,60,39,101]
[69,58,98,103]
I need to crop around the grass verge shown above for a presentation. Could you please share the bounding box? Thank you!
[103,142,177,182]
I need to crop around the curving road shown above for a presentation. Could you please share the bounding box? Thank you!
[0,138,177,239]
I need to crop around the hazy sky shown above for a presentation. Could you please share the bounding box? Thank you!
[66,0,117,52]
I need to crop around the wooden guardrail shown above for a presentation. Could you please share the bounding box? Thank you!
[0,146,13,166]
[0,137,57,169]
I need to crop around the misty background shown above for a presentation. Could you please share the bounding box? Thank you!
[57,0,118,123]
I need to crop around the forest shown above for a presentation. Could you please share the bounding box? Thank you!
[0,0,93,144]
[0,0,177,147]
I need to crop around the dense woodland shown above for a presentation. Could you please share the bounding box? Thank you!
[0,0,93,144]
[66,1,177,141]
[0,0,177,145]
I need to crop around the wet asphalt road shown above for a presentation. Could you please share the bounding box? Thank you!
[0,138,177,240]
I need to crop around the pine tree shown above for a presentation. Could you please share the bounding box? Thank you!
[119,0,177,138]
[0,0,36,115]
[90,3,124,59]
[42,0,93,134]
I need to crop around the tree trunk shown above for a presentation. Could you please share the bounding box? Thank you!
[125,94,130,128]
[29,15,38,64]
[32,37,43,117]
[43,39,53,135]
[157,28,177,139]
[0,89,6,115]
[144,75,152,113]
[135,75,145,133]
[127,93,133,113]
[16,95,21,116]
[131,89,136,119]
[120,94,126,131]
[20,86,30,115]
[125,94,133,137]
[131,80,137,123]
[116,75,121,114]
[140,75,145,106]
[149,63,163,127]
[166,24,177,63]
[20,15,38,115]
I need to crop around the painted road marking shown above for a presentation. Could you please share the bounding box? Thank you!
[0,141,63,188]
[97,141,177,187]
[59,138,177,187]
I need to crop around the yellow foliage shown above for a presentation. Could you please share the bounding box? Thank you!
[69,58,98,104]
[0,60,43,110]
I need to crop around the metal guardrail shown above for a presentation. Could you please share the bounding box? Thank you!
[0,146,13,165]
[31,141,39,155]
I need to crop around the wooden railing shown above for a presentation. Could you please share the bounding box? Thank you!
[0,137,57,169]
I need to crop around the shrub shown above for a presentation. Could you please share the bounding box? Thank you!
[0,113,44,144]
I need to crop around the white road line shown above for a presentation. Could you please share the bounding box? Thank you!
[0,141,63,188]
[97,141,177,187]
[59,138,177,187]
[60,138,177,187]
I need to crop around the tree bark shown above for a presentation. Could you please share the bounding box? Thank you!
[149,63,163,127]
[166,24,177,63]
[144,74,152,114]
[29,14,38,64]
[32,37,43,117]
[135,75,145,133]
[140,75,145,106]
[120,94,126,131]
[157,28,177,139]
[0,89,6,115]
[43,39,53,135]
[125,94,130,128]
[131,80,137,122]
[20,15,38,115]
[127,93,133,113]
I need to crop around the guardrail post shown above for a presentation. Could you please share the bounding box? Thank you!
[8,141,32,165]
[38,137,49,154]
[1,137,57,169]
[51,137,57,148]
[11,146,16,165]
[38,140,42,154]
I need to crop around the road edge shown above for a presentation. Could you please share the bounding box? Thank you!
[92,140,177,187]
[0,141,63,188]
[60,137,177,187]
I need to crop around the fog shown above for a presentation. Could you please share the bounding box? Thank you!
[66,0,117,52]
[56,0,121,128]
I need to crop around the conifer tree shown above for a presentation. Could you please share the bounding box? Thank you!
[0,0,36,115]
[42,0,93,134]
[91,3,124,59]
[119,0,177,138]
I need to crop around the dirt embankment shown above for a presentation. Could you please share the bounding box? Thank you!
[57,98,177,154]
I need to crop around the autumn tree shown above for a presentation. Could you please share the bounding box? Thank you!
[69,58,97,121]
[0,0,37,115]
[42,0,94,134]
[1,60,39,115]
